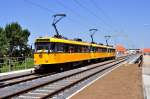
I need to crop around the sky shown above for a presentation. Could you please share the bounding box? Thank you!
[0,0,150,49]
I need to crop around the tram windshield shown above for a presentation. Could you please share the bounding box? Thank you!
[36,45,49,52]
[35,43,52,52]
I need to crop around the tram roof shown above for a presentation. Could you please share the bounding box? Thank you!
[35,37,114,49]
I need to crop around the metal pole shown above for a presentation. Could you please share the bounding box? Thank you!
[9,58,11,72]
[90,34,94,43]
[52,23,59,36]
[106,39,108,45]
[104,35,111,45]
[89,28,98,43]
[52,14,66,38]
[25,57,27,69]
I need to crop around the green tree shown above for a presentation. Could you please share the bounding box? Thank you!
[4,22,31,57]
[0,27,8,57]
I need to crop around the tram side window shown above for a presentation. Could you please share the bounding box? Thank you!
[68,45,89,53]
[96,47,99,52]
[105,48,107,52]
[110,49,113,52]
[88,46,91,52]
[74,45,81,53]
[100,48,103,52]
[64,44,82,53]
[55,43,64,52]
[90,47,96,52]
[110,49,112,52]
[109,49,111,52]
[102,48,104,52]
[64,44,69,52]
[54,43,73,53]
[108,49,111,52]
[107,48,109,52]
[85,46,89,52]
[49,43,55,52]
[106,48,107,52]
[111,49,115,52]
[98,48,102,52]
[94,47,96,52]
[90,47,93,52]
[81,46,84,52]
[68,45,75,53]
[102,48,107,52]
[81,46,85,52]
[70,45,89,53]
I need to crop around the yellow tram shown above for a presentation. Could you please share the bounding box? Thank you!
[34,37,116,72]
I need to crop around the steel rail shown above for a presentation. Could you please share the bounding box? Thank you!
[0,72,55,88]
[0,72,35,82]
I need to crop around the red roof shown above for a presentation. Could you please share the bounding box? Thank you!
[143,48,150,52]
[115,44,126,52]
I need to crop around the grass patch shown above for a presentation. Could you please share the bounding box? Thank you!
[0,58,34,73]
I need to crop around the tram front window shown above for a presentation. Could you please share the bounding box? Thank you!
[36,45,49,52]
[35,43,55,53]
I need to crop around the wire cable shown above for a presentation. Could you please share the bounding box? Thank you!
[90,0,113,26]
[73,0,114,30]
[90,0,121,32]
[55,0,91,28]
[24,0,55,13]
[23,0,88,29]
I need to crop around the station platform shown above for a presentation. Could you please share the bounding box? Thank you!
[142,55,150,99]
[69,61,143,99]
[0,68,34,80]
[0,68,34,77]
[0,68,34,76]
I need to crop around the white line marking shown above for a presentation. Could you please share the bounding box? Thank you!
[67,62,126,99]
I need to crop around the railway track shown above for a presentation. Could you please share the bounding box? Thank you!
[0,72,35,82]
[0,72,55,88]
[0,57,128,99]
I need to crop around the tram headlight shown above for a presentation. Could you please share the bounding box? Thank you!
[45,59,48,63]
[34,59,36,63]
